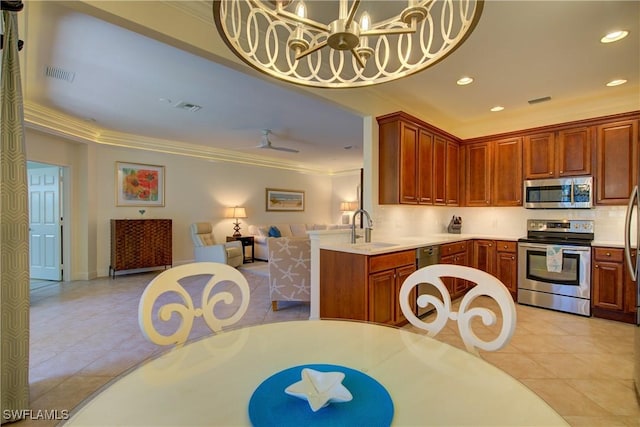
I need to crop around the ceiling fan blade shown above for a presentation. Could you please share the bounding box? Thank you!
[256,129,299,153]
[270,145,299,153]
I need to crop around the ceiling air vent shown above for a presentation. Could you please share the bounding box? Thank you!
[528,96,551,105]
[45,66,75,83]
[174,101,202,112]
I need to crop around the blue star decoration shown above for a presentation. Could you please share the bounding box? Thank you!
[284,368,353,412]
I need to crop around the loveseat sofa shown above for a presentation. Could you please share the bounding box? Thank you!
[247,223,347,261]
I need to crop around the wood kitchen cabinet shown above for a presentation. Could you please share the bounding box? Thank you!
[464,142,491,206]
[109,219,172,278]
[592,247,637,324]
[495,240,518,299]
[378,112,459,206]
[440,241,470,298]
[492,137,523,206]
[320,249,416,326]
[524,127,592,179]
[596,120,638,205]
[470,239,517,300]
[433,136,447,205]
[445,139,460,205]
[463,137,522,206]
[472,240,496,275]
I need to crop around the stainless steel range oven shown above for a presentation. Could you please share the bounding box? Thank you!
[517,219,594,317]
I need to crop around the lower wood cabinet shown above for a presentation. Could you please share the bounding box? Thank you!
[440,241,470,299]
[471,239,517,300]
[592,247,637,324]
[495,241,518,299]
[320,249,416,326]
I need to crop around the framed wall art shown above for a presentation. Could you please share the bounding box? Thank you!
[115,161,165,207]
[266,188,305,212]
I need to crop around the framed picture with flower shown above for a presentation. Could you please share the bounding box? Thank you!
[115,161,165,206]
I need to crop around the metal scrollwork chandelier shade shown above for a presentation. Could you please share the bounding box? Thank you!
[213,0,484,88]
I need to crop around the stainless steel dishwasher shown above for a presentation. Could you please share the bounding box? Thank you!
[415,245,441,317]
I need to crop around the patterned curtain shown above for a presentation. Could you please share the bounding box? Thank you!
[0,1,30,423]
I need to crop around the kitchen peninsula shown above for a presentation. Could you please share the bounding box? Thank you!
[313,230,520,326]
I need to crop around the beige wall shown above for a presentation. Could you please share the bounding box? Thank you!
[26,128,360,279]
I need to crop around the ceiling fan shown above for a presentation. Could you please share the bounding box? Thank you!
[257,129,299,153]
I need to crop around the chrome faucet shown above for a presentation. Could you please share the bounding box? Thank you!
[351,208,373,243]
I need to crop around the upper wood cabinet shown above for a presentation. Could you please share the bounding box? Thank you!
[464,142,491,206]
[418,129,435,204]
[445,140,460,205]
[596,120,638,205]
[523,132,555,179]
[433,136,447,205]
[493,137,523,206]
[524,127,592,179]
[463,137,522,206]
[378,112,458,206]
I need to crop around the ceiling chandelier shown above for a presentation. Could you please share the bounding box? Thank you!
[213,0,484,88]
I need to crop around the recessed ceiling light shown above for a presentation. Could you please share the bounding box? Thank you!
[457,76,474,85]
[601,30,628,43]
[606,79,627,87]
[490,106,504,112]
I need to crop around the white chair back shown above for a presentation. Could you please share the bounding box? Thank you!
[138,262,250,346]
[399,264,516,356]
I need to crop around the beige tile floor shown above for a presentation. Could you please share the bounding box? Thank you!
[16,266,640,426]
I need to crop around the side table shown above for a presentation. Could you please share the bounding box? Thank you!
[226,235,254,263]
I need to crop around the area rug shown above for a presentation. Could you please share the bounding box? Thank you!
[239,261,269,277]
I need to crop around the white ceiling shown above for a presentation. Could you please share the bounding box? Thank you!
[19,1,640,174]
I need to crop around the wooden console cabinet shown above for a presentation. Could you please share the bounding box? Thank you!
[110,219,172,277]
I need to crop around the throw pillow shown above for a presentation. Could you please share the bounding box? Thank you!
[268,226,281,237]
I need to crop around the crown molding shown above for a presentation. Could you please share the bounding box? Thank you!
[161,1,212,25]
[24,102,338,175]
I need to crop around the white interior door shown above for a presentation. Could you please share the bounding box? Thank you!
[29,165,62,280]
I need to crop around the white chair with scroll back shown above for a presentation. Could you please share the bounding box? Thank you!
[399,264,516,356]
[138,262,250,347]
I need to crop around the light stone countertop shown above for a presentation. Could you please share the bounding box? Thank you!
[319,233,522,255]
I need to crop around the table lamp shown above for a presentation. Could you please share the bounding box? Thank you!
[225,206,247,237]
[340,201,358,224]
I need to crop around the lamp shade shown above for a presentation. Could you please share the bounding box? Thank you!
[340,202,358,212]
[225,206,247,219]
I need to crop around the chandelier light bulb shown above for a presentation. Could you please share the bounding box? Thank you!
[295,1,306,19]
[360,12,370,31]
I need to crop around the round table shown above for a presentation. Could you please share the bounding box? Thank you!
[65,320,568,426]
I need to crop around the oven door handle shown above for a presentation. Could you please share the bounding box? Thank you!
[519,243,590,253]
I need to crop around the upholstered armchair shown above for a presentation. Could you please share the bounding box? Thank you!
[190,223,243,268]
[267,236,311,311]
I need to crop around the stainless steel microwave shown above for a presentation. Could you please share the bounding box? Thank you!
[524,176,593,209]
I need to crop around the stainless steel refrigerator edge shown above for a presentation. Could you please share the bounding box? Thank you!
[623,185,640,401]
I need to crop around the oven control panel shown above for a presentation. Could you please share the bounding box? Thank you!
[526,219,594,233]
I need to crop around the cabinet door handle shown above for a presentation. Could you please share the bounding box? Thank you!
[595,264,599,268]
[606,252,611,257]
[549,172,553,175]
[489,243,492,247]
[511,256,515,260]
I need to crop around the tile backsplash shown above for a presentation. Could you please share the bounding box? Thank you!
[373,204,632,244]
